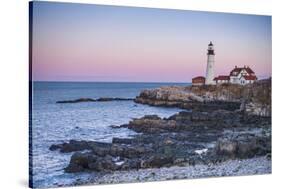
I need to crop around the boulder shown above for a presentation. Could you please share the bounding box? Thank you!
[140,155,174,168]
[65,152,97,172]
[215,139,238,158]
[215,135,271,159]
[49,140,90,153]
[65,152,122,173]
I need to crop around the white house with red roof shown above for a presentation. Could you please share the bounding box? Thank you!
[229,66,257,85]
[213,66,257,85]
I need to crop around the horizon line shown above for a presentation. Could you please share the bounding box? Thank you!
[32,80,192,83]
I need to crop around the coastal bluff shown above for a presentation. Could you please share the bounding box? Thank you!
[135,78,271,117]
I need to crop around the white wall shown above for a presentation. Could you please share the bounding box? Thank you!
[205,55,215,85]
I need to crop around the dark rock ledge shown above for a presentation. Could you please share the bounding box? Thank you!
[56,97,134,104]
[50,110,271,173]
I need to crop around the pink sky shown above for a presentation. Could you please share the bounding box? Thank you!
[31,2,272,82]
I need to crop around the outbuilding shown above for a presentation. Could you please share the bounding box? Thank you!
[192,76,205,86]
[213,75,230,84]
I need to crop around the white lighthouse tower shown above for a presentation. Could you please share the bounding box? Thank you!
[205,41,215,85]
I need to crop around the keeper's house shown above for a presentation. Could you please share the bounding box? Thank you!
[213,66,257,85]
[228,66,257,85]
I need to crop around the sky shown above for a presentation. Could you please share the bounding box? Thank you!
[31,1,272,82]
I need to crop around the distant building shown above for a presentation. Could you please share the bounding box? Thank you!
[229,66,257,85]
[192,42,258,86]
[214,75,230,84]
[192,76,205,86]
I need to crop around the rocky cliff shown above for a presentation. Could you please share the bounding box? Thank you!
[135,78,271,117]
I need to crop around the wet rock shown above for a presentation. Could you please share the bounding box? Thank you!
[49,140,112,153]
[49,144,62,151]
[56,98,96,103]
[215,135,271,159]
[51,107,271,173]
[65,152,97,172]
[56,97,134,104]
[120,159,141,170]
[49,140,90,153]
[112,138,133,144]
[88,155,119,172]
[109,125,121,129]
[96,97,133,102]
[88,142,112,156]
[141,155,174,168]
[215,139,238,158]
[65,153,120,173]
[127,116,177,133]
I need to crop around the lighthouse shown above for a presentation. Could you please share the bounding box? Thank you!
[205,41,215,85]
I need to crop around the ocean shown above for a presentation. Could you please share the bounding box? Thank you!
[30,81,189,188]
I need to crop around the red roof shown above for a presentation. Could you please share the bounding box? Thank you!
[214,75,230,81]
[242,75,257,80]
[230,66,255,76]
[192,76,205,80]
[244,67,255,74]
[230,68,242,76]
[192,76,205,83]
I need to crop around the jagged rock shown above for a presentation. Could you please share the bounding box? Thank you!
[215,140,238,158]
[127,116,177,133]
[49,140,112,154]
[65,152,97,172]
[51,107,271,173]
[96,97,134,102]
[65,153,120,173]
[112,138,133,144]
[56,97,134,104]
[49,140,90,153]
[135,79,271,115]
[140,155,174,168]
[215,135,271,159]
[56,98,96,103]
[109,125,121,129]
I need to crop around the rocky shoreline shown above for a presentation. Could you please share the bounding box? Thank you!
[135,78,271,116]
[50,79,271,184]
[50,110,271,173]
[73,156,271,186]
